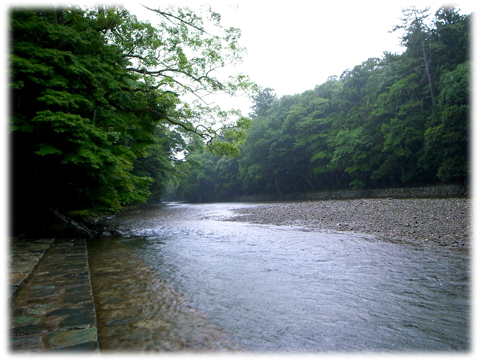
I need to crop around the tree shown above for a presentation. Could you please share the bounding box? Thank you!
[391,7,436,106]
[421,61,469,183]
[325,58,389,188]
[108,5,255,156]
[419,6,470,184]
[10,5,255,225]
[170,5,470,202]
[297,79,347,189]
[249,87,277,117]
[11,7,158,215]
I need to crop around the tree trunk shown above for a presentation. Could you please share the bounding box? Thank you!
[420,34,435,106]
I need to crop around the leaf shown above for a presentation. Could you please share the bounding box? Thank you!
[34,144,63,156]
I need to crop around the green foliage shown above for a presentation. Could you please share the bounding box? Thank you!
[10,5,255,216]
[421,61,470,182]
[172,5,470,202]
[249,87,277,117]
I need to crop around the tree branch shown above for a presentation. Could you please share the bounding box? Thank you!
[141,4,214,36]
[127,107,215,141]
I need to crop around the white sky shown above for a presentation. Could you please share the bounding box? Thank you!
[129,0,476,114]
[3,0,477,114]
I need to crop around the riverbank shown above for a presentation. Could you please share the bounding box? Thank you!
[225,198,470,250]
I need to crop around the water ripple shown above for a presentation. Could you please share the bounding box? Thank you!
[100,203,470,353]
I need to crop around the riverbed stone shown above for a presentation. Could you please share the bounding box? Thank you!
[131,319,171,330]
[226,198,470,250]
[102,297,125,304]
[87,237,245,352]
[104,317,137,326]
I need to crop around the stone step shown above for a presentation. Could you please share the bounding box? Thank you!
[9,238,99,353]
[9,238,55,302]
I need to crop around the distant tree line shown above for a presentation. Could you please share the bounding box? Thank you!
[171,6,470,202]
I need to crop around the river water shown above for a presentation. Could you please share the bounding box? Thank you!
[89,202,470,353]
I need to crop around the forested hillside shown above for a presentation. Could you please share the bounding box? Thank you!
[9,5,255,235]
[172,6,470,202]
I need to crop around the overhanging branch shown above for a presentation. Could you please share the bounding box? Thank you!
[141,4,214,36]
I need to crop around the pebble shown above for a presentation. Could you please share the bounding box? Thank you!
[226,198,470,250]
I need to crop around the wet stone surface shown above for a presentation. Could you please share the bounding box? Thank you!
[9,238,55,300]
[9,238,99,353]
[87,237,244,353]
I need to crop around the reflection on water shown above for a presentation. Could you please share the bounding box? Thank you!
[87,238,243,352]
[92,202,470,352]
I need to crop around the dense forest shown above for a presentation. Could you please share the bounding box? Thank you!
[9,5,470,236]
[9,5,255,236]
[171,6,470,202]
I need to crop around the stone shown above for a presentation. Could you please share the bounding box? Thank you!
[104,317,136,326]
[49,327,97,349]
[11,315,40,326]
[131,319,171,330]
[65,285,91,294]
[50,341,99,352]
[10,270,31,284]
[59,311,96,329]
[63,292,92,304]
[47,308,87,317]
[10,238,99,353]
[10,335,44,352]
[11,323,49,336]
[27,303,60,315]
[11,308,23,317]
[29,285,64,299]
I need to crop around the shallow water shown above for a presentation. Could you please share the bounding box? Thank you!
[90,202,470,353]
[87,237,243,352]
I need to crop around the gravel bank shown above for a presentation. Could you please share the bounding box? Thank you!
[226,198,470,250]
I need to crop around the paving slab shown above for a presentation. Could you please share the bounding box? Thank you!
[9,238,55,301]
[9,238,99,353]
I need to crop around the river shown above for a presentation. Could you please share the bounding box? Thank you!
[87,202,470,353]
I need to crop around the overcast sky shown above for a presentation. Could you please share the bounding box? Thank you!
[128,0,476,114]
[4,0,476,114]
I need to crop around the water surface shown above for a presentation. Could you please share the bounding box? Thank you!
[93,202,470,353]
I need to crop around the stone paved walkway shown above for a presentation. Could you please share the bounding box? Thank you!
[9,238,54,301]
[9,238,99,353]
